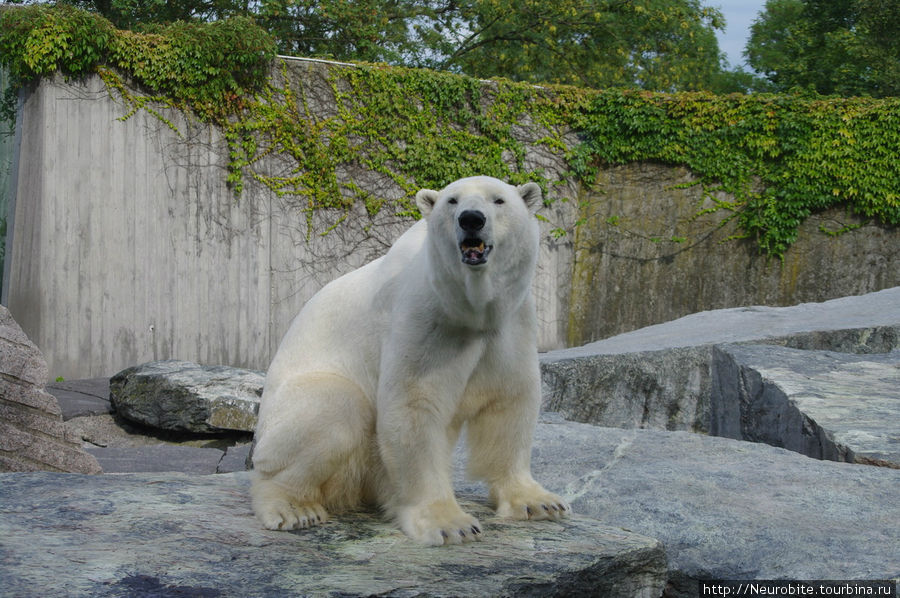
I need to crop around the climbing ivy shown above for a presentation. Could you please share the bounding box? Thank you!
[1,4,897,257]
[224,61,577,228]
[570,89,900,256]
[0,4,275,121]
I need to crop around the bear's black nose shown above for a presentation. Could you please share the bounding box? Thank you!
[458,210,486,232]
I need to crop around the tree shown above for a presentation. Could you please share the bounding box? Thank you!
[746,0,900,96]
[432,0,727,91]
[57,0,249,29]
[49,0,733,92]
[252,0,453,65]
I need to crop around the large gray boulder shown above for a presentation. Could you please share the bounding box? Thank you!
[109,360,263,433]
[0,306,101,474]
[541,287,900,433]
[515,418,899,597]
[712,343,900,467]
[0,470,667,598]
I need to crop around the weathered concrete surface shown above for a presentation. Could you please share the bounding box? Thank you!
[0,305,101,474]
[512,419,900,597]
[0,471,668,598]
[4,68,578,380]
[110,360,263,433]
[541,287,900,432]
[568,162,900,345]
[711,344,900,467]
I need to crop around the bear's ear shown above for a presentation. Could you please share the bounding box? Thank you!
[415,189,439,218]
[517,182,543,215]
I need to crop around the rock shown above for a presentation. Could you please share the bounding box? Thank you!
[541,346,710,432]
[711,344,900,467]
[0,306,101,474]
[502,419,899,597]
[0,471,668,598]
[541,287,900,433]
[217,442,253,474]
[46,377,113,419]
[85,445,226,474]
[4,418,898,596]
[110,360,264,433]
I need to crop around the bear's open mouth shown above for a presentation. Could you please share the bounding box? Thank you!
[459,238,493,266]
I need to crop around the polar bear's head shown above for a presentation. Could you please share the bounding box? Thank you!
[415,176,542,269]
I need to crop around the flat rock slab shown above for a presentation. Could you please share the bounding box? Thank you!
[0,471,667,598]
[85,445,226,474]
[502,419,900,597]
[554,287,900,357]
[83,443,253,474]
[541,287,900,434]
[712,344,900,466]
[46,377,112,420]
[110,360,264,433]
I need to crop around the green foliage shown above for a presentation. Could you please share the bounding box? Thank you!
[225,61,578,224]
[253,0,437,66]
[110,18,276,116]
[0,4,114,80]
[747,0,900,97]
[59,0,243,30]
[442,0,727,92]
[53,0,736,93]
[571,89,900,256]
[0,4,276,120]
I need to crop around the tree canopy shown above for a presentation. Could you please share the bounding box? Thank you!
[6,0,897,96]
[45,0,732,92]
[747,0,900,97]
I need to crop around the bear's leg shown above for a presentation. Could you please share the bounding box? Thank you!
[251,373,374,531]
[467,394,570,521]
[377,400,481,545]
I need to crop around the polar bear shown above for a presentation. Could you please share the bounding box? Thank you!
[251,176,569,545]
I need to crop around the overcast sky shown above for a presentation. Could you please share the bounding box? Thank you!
[712,0,768,69]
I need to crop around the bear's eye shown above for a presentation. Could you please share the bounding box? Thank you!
[448,197,457,205]
[494,197,505,205]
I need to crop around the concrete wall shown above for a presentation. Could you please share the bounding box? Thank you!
[4,63,897,378]
[0,67,17,300]
[567,163,900,345]
[4,67,576,378]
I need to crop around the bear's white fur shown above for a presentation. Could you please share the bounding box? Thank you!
[251,176,569,545]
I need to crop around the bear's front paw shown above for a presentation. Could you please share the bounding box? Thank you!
[494,485,571,522]
[397,500,482,546]
[256,498,329,531]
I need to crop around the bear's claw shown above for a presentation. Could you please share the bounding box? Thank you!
[397,500,482,546]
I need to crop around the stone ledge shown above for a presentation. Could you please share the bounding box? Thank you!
[2,420,898,596]
[0,471,667,598]
[46,377,112,420]
[541,287,900,435]
[711,344,900,467]
[513,419,900,598]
